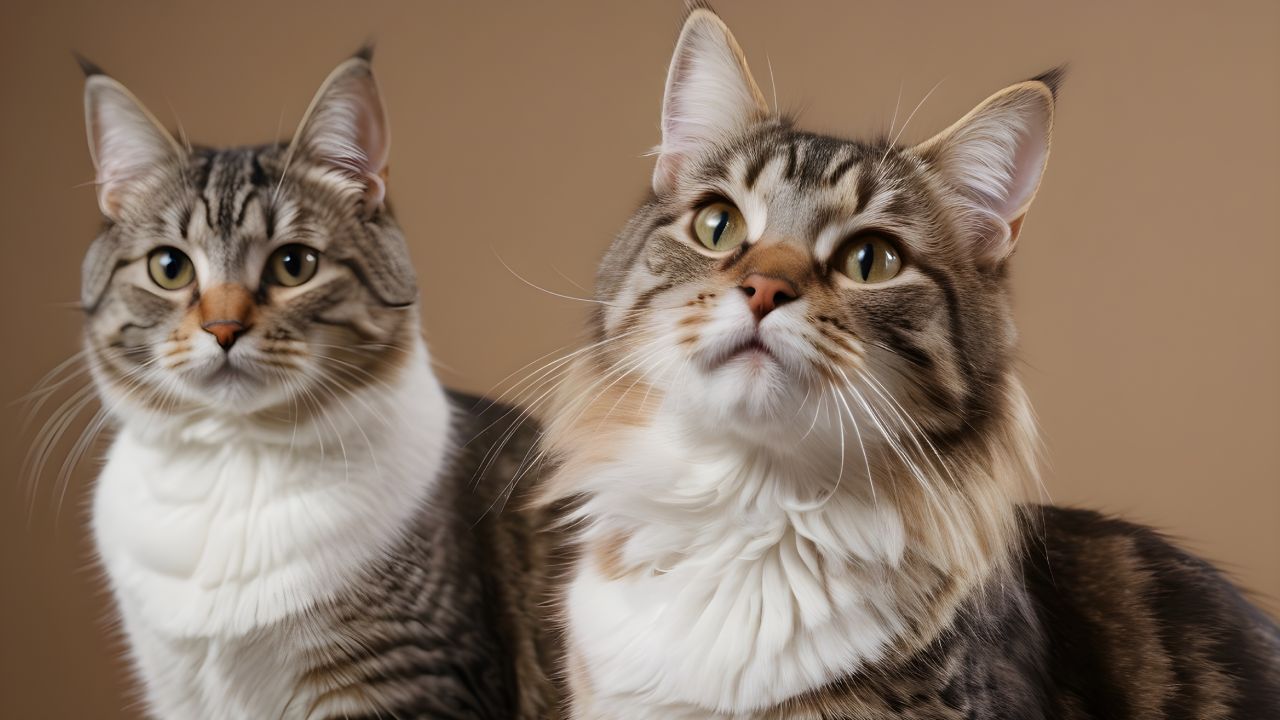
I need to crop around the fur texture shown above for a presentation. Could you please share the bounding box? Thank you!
[80,53,559,718]
[536,6,1280,719]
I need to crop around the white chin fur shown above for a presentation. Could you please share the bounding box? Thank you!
[94,338,448,637]
[566,397,907,717]
[649,289,836,448]
[94,338,450,718]
[564,286,917,715]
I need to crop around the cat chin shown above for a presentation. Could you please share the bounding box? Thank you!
[187,373,273,405]
[673,364,821,449]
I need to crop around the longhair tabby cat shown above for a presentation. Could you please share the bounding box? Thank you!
[535,6,1280,719]
[79,49,557,719]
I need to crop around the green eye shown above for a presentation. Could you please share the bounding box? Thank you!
[692,202,747,252]
[837,234,903,284]
[267,244,320,287]
[147,247,195,290]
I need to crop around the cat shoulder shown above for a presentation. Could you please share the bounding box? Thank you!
[1017,504,1280,715]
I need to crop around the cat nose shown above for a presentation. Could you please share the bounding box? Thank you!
[740,274,798,320]
[198,284,255,351]
[201,321,247,350]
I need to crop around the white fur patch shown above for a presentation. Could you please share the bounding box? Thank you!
[566,403,907,718]
[93,340,449,718]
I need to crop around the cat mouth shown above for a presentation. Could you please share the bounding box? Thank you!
[707,335,777,369]
[193,356,263,386]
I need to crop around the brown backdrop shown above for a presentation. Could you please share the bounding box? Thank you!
[2,1,1276,716]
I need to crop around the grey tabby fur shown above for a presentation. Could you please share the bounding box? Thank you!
[310,391,561,719]
[78,49,560,719]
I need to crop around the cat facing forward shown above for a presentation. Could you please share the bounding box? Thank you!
[80,50,557,719]
[535,6,1280,719]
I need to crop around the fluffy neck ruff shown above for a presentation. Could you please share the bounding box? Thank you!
[92,338,450,638]
[539,358,1039,716]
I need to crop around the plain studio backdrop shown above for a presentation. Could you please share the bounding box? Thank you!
[1,1,1276,715]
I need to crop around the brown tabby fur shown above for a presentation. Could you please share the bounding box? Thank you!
[533,5,1280,718]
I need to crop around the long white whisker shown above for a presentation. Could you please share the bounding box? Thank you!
[880,77,946,166]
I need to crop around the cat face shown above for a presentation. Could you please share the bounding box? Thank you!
[591,10,1057,451]
[81,51,418,421]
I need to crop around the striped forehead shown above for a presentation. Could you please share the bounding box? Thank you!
[697,129,930,255]
[180,147,287,268]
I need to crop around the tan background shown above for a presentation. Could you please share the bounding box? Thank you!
[1,0,1277,716]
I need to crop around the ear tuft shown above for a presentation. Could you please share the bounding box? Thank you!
[73,52,106,78]
[1030,65,1067,99]
[288,53,390,216]
[352,41,375,63]
[83,73,183,220]
[653,7,769,195]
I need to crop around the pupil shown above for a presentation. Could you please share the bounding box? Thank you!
[857,243,875,280]
[162,253,182,279]
[712,211,729,245]
[283,252,299,276]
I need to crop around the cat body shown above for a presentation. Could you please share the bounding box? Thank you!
[539,6,1280,718]
[80,53,556,718]
[97,375,556,720]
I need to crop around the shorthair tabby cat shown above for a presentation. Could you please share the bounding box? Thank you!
[535,6,1280,719]
[80,50,557,719]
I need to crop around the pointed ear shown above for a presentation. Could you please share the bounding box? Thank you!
[83,64,183,221]
[287,48,390,216]
[653,7,770,195]
[915,69,1061,260]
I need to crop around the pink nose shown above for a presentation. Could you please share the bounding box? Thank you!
[200,320,247,350]
[740,273,798,320]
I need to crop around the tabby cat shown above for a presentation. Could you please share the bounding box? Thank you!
[534,6,1280,719]
[80,50,557,719]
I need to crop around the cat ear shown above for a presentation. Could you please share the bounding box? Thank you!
[288,46,390,216]
[653,6,770,195]
[81,58,184,221]
[915,68,1062,260]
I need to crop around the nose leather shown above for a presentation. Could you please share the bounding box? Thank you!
[199,284,255,350]
[201,320,246,349]
[740,274,798,320]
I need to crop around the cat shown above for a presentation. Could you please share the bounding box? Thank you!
[79,49,558,719]
[533,5,1280,719]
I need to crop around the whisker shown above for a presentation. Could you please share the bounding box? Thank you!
[475,341,670,521]
[491,250,620,307]
[832,381,876,512]
[879,77,947,167]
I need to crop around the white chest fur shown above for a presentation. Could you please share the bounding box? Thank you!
[564,411,909,719]
[92,347,449,719]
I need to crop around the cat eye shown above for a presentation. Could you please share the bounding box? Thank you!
[147,247,195,290]
[835,234,903,284]
[266,244,320,287]
[692,202,747,252]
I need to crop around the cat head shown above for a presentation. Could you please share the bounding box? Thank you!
[571,7,1058,460]
[80,49,419,425]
